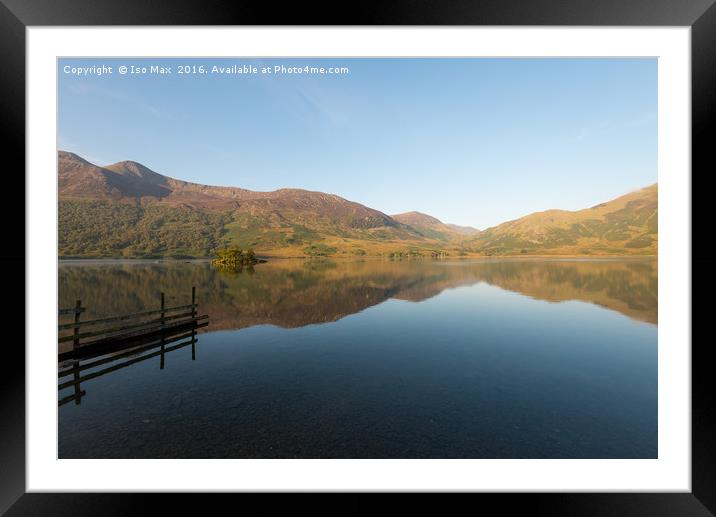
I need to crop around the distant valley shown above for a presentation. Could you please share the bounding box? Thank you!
[58,151,657,258]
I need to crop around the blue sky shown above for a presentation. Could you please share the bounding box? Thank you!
[58,58,657,229]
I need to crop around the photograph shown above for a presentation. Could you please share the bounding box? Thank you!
[56,56,659,460]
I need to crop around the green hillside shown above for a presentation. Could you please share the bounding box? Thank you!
[59,200,231,258]
[463,184,657,256]
[58,151,657,258]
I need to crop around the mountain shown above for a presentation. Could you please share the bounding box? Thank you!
[391,211,480,240]
[60,151,397,222]
[59,151,188,200]
[58,151,657,258]
[465,184,657,255]
[445,223,482,236]
[59,151,460,258]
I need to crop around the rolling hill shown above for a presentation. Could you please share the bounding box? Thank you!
[465,184,657,255]
[58,151,657,258]
[58,151,458,258]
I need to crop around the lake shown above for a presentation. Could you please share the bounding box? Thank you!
[58,258,657,458]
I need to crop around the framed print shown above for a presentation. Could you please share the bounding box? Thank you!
[2,0,714,514]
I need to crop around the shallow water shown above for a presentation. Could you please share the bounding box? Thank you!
[58,258,657,458]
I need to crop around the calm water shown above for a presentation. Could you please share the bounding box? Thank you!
[58,258,657,458]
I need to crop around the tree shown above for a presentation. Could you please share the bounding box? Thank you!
[212,246,260,269]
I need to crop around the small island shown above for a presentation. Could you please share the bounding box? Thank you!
[211,247,266,270]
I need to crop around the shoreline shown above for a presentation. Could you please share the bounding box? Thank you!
[58,254,657,265]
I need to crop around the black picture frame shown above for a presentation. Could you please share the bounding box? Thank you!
[2,1,713,515]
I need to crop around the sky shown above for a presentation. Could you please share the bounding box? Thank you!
[58,57,657,229]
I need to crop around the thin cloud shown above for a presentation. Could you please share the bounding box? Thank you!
[67,81,175,121]
[572,111,656,142]
[255,65,354,126]
[571,119,611,142]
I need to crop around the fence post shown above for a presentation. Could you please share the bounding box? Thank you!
[191,286,196,318]
[72,360,82,405]
[191,287,197,360]
[71,300,82,404]
[73,299,82,350]
[191,329,196,361]
[160,292,166,369]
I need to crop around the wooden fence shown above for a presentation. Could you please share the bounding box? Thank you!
[58,328,202,407]
[58,287,208,361]
[57,287,209,406]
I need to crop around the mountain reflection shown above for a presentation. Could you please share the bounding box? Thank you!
[59,258,657,330]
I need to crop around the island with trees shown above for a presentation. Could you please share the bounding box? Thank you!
[211,247,265,271]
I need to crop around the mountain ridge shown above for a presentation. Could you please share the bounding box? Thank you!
[58,150,657,258]
[391,211,481,238]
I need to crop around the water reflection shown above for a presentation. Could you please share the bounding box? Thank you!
[58,328,199,407]
[59,258,657,329]
[58,258,657,458]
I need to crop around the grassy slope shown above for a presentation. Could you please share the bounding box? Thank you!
[59,200,231,258]
[59,199,461,259]
[58,154,657,259]
[58,151,657,258]
[59,183,658,258]
[464,184,657,256]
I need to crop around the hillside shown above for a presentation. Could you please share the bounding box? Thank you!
[58,151,461,258]
[58,151,657,258]
[465,184,657,255]
[392,211,480,240]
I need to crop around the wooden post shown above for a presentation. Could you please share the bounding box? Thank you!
[191,287,197,360]
[191,329,196,361]
[160,292,166,369]
[191,286,196,318]
[72,359,82,405]
[73,300,82,350]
